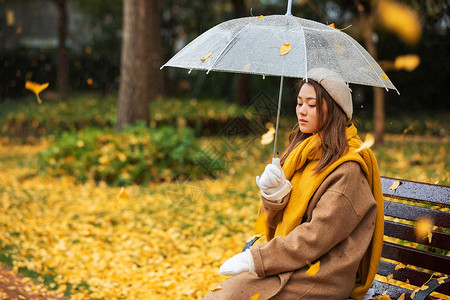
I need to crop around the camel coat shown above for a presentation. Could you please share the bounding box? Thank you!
[203,161,378,300]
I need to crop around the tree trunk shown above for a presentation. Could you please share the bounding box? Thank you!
[355,0,385,145]
[233,0,251,106]
[54,0,70,97]
[116,0,163,131]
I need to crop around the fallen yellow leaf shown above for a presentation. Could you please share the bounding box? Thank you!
[437,277,448,284]
[386,273,393,282]
[211,285,222,292]
[395,262,406,270]
[201,51,213,62]
[397,293,405,300]
[279,43,292,56]
[355,133,375,152]
[118,187,128,200]
[305,260,320,276]
[250,292,260,300]
[25,81,49,104]
[415,218,433,242]
[420,284,429,290]
[389,180,401,191]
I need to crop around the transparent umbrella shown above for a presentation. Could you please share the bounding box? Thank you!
[161,0,398,158]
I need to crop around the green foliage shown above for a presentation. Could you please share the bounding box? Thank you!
[38,123,226,186]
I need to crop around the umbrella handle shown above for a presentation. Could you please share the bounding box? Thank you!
[273,76,284,158]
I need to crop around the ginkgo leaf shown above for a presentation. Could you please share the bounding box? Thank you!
[386,273,393,282]
[378,0,421,45]
[250,292,260,300]
[261,127,275,145]
[437,277,448,284]
[389,180,401,191]
[305,260,320,276]
[211,285,222,292]
[395,262,406,270]
[415,218,433,242]
[380,74,389,80]
[420,285,429,291]
[427,231,432,243]
[328,23,336,29]
[335,44,344,51]
[118,187,128,200]
[411,288,419,299]
[201,51,213,62]
[279,43,292,56]
[397,293,405,300]
[394,54,420,71]
[355,133,375,152]
[25,81,49,104]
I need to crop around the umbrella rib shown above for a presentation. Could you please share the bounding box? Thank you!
[294,20,309,81]
[207,18,261,74]
[338,31,391,91]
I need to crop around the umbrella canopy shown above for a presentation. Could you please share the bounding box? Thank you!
[162,2,398,158]
[162,14,397,92]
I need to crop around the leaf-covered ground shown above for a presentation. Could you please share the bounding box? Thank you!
[0,133,448,299]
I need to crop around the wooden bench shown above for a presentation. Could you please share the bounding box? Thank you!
[242,176,450,300]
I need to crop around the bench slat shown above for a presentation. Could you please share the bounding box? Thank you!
[380,177,450,207]
[372,280,414,300]
[383,200,450,228]
[377,260,450,295]
[381,242,450,275]
[384,220,450,251]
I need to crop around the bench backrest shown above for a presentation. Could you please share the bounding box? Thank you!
[373,177,450,300]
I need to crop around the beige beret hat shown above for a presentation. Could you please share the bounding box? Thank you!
[307,68,353,120]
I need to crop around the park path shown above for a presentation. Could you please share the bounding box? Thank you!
[0,267,64,300]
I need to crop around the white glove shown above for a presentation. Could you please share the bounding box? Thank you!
[219,249,255,276]
[256,158,292,202]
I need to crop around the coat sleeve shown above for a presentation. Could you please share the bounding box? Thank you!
[260,192,291,241]
[250,164,376,277]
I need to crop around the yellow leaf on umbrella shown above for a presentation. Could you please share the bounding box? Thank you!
[355,133,375,152]
[211,285,222,292]
[378,0,421,45]
[250,292,260,300]
[261,126,275,145]
[201,51,213,62]
[380,74,388,80]
[279,43,292,56]
[305,260,320,276]
[395,262,406,270]
[328,23,336,29]
[25,81,49,104]
[389,180,401,191]
[335,44,344,51]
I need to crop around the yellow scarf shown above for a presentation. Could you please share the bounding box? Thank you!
[260,124,384,300]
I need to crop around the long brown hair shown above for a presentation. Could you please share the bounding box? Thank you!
[280,79,350,173]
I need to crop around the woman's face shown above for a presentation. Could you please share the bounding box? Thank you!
[296,83,326,134]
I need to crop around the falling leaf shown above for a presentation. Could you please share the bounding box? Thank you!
[25,81,49,104]
[386,273,393,282]
[261,126,275,145]
[397,294,405,300]
[415,218,433,242]
[437,277,448,284]
[378,0,421,45]
[335,44,344,51]
[250,292,260,300]
[279,43,292,56]
[354,133,375,152]
[118,187,128,200]
[380,74,388,80]
[389,180,401,191]
[394,54,420,71]
[395,262,406,270]
[305,260,320,276]
[201,51,213,62]
[243,63,251,71]
[211,285,222,292]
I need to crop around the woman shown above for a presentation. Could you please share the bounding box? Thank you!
[203,68,384,300]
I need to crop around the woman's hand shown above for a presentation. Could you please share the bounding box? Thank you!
[256,158,292,202]
[219,249,255,276]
